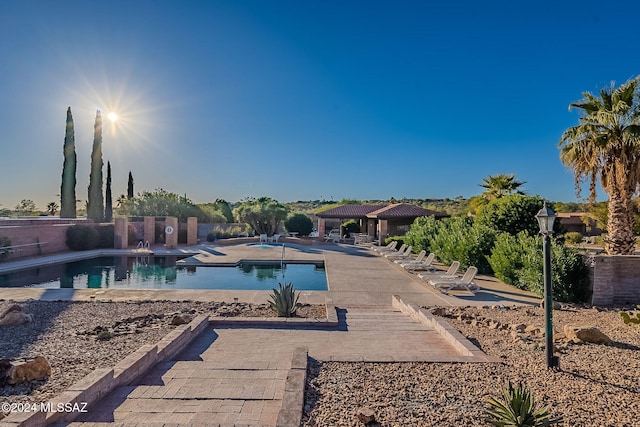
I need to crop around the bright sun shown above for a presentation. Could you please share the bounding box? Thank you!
[107,112,118,122]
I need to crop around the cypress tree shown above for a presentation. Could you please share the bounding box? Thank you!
[127,171,134,199]
[87,110,104,221]
[105,161,113,222]
[60,107,77,218]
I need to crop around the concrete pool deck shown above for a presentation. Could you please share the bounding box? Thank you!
[0,242,540,307]
[0,242,541,426]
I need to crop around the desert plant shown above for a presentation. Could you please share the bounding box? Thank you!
[564,232,583,245]
[486,381,561,427]
[341,219,360,237]
[620,305,640,327]
[404,215,443,254]
[285,213,314,236]
[430,217,496,273]
[269,282,300,317]
[66,225,100,251]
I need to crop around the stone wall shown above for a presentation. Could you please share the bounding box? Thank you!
[0,219,93,260]
[590,255,640,306]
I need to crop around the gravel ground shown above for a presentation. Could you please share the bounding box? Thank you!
[0,299,324,413]
[302,304,640,427]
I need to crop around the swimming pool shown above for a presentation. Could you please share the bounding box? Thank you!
[0,256,327,291]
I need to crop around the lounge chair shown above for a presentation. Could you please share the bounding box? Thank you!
[417,261,460,280]
[428,266,478,294]
[399,251,434,268]
[379,243,405,256]
[371,240,398,252]
[396,250,427,265]
[270,234,281,243]
[385,245,413,260]
[259,234,268,243]
[373,241,398,253]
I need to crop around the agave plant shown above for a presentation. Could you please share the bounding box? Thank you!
[269,282,300,317]
[485,381,561,427]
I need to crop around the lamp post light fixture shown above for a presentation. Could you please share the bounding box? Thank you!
[536,202,559,369]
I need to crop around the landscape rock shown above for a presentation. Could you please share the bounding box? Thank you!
[356,407,376,424]
[0,304,32,326]
[171,314,193,325]
[563,325,612,344]
[0,356,51,385]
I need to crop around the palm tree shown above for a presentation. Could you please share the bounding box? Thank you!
[559,76,640,255]
[46,202,59,216]
[479,173,526,200]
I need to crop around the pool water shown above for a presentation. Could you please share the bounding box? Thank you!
[0,256,327,291]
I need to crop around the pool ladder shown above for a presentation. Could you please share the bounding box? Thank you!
[281,244,286,277]
[136,240,150,250]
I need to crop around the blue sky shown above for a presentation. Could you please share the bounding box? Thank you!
[2,0,640,210]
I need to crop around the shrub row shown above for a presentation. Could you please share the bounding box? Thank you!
[403,195,591,302]
[66,224,115,251]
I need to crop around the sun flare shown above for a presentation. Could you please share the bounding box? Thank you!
[107,112,118,122]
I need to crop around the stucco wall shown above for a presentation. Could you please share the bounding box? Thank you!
[0,223,75,259]
[590,255,640,305]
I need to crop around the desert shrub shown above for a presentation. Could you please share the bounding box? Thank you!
[564,232,583,245]
[95,224,114,248]
[512,235,591,302]
[430,217,496,274]
[341,219,360,237]
[269,282,300,317]
[284,213,314,236]
[384,235,405,247]
[487,232,527,286]
[404,215,443,254]
[66,225,100,250]
[486,381,561,427]
[476,194,549,237]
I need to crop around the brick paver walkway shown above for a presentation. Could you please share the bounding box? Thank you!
[67,307,464,426]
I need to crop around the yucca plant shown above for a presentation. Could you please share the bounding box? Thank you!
[485,381,561,427]
[269,282,300,317]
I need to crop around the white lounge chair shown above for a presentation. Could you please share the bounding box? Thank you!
[396,250,427,265]
[372,240,398,252]
[259,234,268,243]
[270,234,281,243]
[428,266,478,294]
[378,243,405,256]
[400,251,434,268]
[385,245,413,260]
[417,261,460,280]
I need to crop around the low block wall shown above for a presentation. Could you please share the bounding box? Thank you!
[0,224,73,260]
[590,255,640,306]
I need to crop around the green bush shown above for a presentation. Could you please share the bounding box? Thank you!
[66,225,100,251]
[476,194,548,237]
[384,235,405,247]
[487,232,527,286]
[564,232,583,245]
[505,234,591,302]
[284,213,314,236]
[404,215,443,254]
[431,217,496,274]
[95,224,114,248]
[341,219,360,237]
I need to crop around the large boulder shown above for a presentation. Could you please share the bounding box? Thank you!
[0,304,32,326]
[563,325,612,344]
[0,356,51,385]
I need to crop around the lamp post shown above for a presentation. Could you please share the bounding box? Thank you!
[536,202,559,369]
